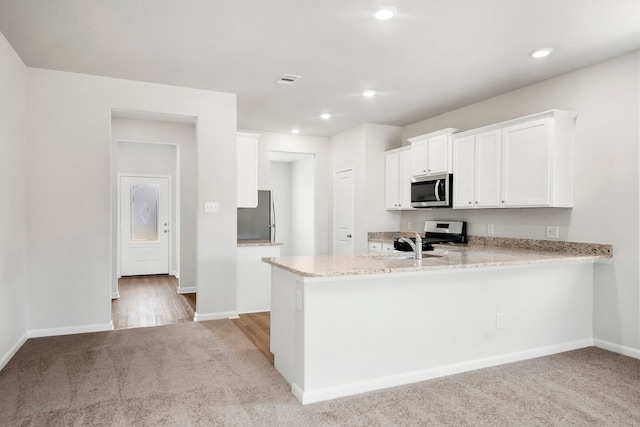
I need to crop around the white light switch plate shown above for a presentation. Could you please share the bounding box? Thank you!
[204,201,221,213]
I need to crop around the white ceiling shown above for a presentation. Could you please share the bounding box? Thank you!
[0,0,638,137]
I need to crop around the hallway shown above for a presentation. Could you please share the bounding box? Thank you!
[111,275,196,330]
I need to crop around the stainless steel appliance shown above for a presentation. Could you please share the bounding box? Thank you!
[394,220,466,252]
[410,173,453,208]
[237,190,276,241]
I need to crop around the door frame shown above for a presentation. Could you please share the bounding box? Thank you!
[332,166,355,255]
[118,174,173,278]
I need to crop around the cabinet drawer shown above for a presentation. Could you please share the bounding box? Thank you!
[368,241,382,253]
[382,243,395,254]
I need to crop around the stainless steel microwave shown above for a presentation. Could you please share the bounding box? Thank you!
[410,173,453,208]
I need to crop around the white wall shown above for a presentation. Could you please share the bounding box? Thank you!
[0,31,28,368]
[329,124,402,254]
[26,68,237,334]
[253,131,330,255]
[400,51,640,355]
[290,156,315,256]
[113,118,197,293]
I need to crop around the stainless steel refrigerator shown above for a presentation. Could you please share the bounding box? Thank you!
[237,190,275,241]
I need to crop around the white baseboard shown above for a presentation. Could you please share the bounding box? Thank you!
[177,286,196,294]
[171,270,180,279]
[111,291,120,299]
[295,339,594,404]
[0,332,28,372]
[194,311,239,321]
[28,322,113,338]
[594,338,640,359]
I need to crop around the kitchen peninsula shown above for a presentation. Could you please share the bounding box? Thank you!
[263,237,612,404]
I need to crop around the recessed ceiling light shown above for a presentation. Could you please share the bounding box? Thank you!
[291,129,300,134]
[372,6,397,20]
[529,48,554,58]
[320,113,331,120]
[363,90,376,98]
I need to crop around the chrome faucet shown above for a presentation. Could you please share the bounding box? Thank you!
[398,233,423,260]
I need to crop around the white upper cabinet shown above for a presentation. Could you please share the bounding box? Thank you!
[452,129,501,208]
[500,113,575,207]
[237,132,259,208]
[452,110,577,209]
[409,128,462,176]
[385,147,413,210]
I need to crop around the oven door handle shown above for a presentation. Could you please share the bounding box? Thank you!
[435,179,441,202]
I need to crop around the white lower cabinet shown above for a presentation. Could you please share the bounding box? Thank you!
[237,244,280,313]
[368,241,394,254]
[385,147,413,210]
[453,110,576,209]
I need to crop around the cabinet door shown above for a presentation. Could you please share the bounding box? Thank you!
[411,140,428,176]
[501,119,550,206]
[237,135,258,208]
[385,152,400,209]
[399,150,413,208]
[427,134,449,175]
[452,135,475,208]
[475,130,501,207]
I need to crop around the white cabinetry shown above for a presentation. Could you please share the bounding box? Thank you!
[368,241,394,254]
[385,147,413,210]
[453,130,501,208]
[500,113,575,207]
[237,244,280,313]
[409,128,462,176]
[237,132,259,208]
[452,110,576,209]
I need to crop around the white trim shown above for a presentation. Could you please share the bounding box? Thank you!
[295,339,593,404]
[594,338,640,359]
[0,332,28,372]
[111,291,120,299]
[194,311,239,321]
[177,286,196,294]
[28,323,113,338]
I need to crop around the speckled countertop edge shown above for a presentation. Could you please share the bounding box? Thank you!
[263,234,613,278]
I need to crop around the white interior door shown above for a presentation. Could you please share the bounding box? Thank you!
[334,169,354,255]
[120,176,170,276]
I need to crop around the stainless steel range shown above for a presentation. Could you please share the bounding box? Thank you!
[394,220,467,252]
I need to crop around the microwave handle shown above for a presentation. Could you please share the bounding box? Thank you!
[435,179,441,202]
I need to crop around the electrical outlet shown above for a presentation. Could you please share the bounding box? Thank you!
[546,225,560,239]
[496,313,505,330]
[487,224,494,235]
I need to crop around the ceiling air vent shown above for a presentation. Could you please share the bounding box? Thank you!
[275,74,302,85]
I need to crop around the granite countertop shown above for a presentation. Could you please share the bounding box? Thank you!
[262,238,613,278]
[238,240,283,247]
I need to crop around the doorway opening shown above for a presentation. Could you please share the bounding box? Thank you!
[269,151,316,256]
[111,111,197,329]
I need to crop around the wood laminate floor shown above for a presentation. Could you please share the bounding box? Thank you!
[232,312,273,364]
[112,275,196,330]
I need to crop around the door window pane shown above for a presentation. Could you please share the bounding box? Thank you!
[131,184,159,241]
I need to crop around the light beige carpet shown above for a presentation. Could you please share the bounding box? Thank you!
[1,320,639,426]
